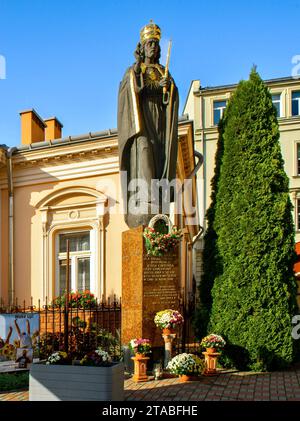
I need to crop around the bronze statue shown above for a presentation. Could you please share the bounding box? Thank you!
[118,21,179,228]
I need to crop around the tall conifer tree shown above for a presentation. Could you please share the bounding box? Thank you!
[208,69,298,370]
[194,118,224,339]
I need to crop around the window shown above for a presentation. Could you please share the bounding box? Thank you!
[272,94,281,117]
[298,199,300,230]
[56,231,92,295]
[292,91,300,116]
[213,100,227,125]
[297,144,300,176]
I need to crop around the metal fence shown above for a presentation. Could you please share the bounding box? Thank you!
[0,295,122,361]
[175,289,202,356]
[0,290,201,364]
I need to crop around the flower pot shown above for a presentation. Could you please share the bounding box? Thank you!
[203,350,221,376]
[179,374,192,382]
[131,355,149,382]
[162,328,175,335]
[135,353,146,360]
[206,347,216,354]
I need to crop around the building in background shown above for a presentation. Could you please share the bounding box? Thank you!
[0,110,199,305]
[184,76,300,304]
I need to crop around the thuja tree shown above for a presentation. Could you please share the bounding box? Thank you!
[193,118,225,339]
[208,69,298,371]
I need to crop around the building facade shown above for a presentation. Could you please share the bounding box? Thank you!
[0,110,200,306]
[184,76,300,303]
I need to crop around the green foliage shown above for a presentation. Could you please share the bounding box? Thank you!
[0,372,29,391]
[38,323,122,362]
[143,226,182,256]
[194,118,225,339]
[203,69,298,371]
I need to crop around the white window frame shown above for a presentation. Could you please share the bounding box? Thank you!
[213,100,227,126]
[271,93,282,117]
[297,143,300,176]
[297,198,300,232]
[293,141,300,177]
[55,229,96,296]
[292,91,300,117]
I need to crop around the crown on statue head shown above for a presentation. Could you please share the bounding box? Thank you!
[140,20,161,44]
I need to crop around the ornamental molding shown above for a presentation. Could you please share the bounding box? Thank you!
[12,137,118,169]
[35,185,107,209]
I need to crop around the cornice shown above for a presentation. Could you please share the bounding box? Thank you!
[0,121,194,188]
[12,137,119,169]
[196,78,300,97]
[197,116,300,136]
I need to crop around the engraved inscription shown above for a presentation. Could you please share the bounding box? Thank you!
[143,253,180,346]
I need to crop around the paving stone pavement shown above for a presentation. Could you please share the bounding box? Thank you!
[1,368,300,401]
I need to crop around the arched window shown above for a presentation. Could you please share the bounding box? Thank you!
[35,186,107,301]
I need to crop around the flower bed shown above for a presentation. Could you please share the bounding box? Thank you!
[29,347,124,401]
[51,291,97,309]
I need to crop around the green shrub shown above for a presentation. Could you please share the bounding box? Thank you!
[194,118,225,339]
[0,372,29,392]
[207,69,298,371]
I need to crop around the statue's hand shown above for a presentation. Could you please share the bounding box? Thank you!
[159,77,171,89]
[134,42,143,74]
[134,62,141,74]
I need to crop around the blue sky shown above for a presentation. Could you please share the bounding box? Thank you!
[0,0,299,146]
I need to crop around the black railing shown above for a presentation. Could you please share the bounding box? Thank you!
[0,295,121,362]
[175,289,202,356]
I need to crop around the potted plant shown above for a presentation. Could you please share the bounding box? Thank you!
[154,309,184,334]
[29,347,124,401]
[129,338,151,383]
[200,334,226,353]
[129,338,151,358]
[166,353,205,382]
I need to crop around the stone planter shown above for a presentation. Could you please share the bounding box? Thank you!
[162,328,175,335]
[29,362,124,401]
[131,354,149,382]
[202,351,221,376]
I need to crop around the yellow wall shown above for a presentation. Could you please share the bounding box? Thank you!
[1,189,8,302]
[10,175,127,304]
[0,122,197,305]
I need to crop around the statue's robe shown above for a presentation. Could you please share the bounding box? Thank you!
[117,63,179,227]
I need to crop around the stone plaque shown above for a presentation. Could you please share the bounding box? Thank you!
[121,226,180,347]
[143,253,179,346]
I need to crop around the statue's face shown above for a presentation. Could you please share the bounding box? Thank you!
[144,39,159,61]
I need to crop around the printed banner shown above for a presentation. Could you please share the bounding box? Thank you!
[0,313,40,361]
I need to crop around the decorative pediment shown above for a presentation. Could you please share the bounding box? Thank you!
[35,186,107,209]
[34,186,108,235]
